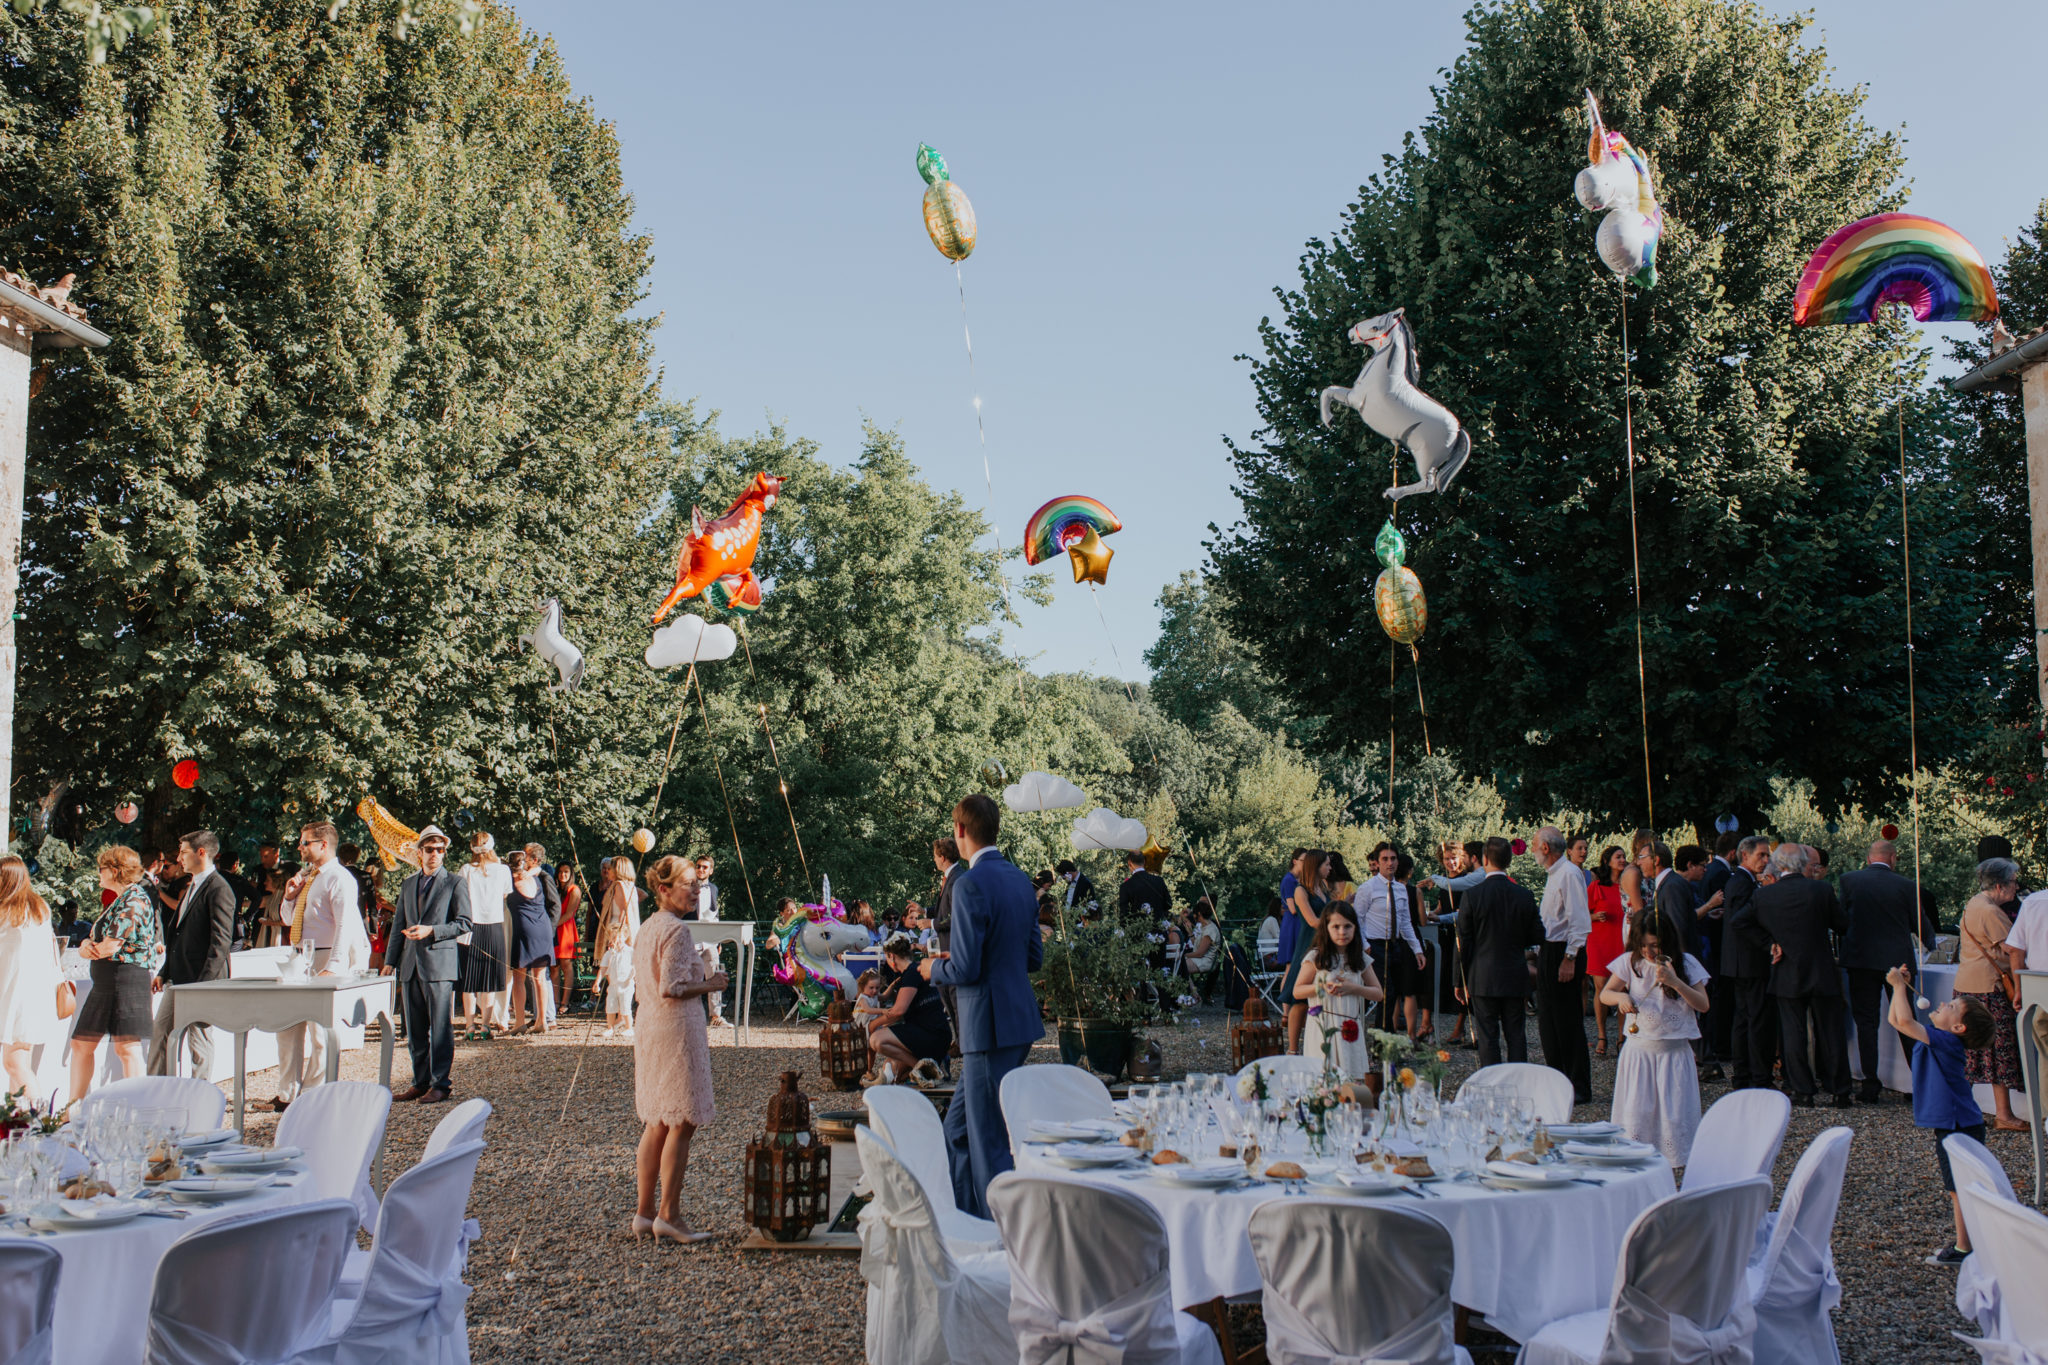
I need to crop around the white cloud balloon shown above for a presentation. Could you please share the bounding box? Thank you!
[1071,807,1148,852]
[645,614,738,670]
[1003,770,1086,813]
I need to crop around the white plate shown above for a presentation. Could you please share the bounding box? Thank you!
[1563,1140,1659,1165]
[30,1199,148,1230]
[1040,1145,1141,1170]
[165,1177,272,1203]
[1547,1121,1624,1141]
[1485,1160,1578,1185]
[177,1128,239,1149]
[1149,1161,1244,1187]
[1025,1120,1120,1143]
[1310,1170,1406,1196]
[199,1148,300,1175]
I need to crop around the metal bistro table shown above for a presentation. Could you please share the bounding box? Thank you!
[167,975,398,1183]
[691,919,758,1044]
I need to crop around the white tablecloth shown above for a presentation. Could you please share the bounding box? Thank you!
[1015,1153,1674,1343]
[25,1168,318,1365]
[1846,963,2028,1109]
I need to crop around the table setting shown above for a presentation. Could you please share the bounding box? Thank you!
[1014,1068,1675,1342]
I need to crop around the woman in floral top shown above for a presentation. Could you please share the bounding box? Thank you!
[68,845,163,1102]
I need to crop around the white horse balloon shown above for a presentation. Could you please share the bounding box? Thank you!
[1319,307,1472,501]
[519,598,585,691]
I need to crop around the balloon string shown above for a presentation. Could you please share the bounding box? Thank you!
[692,664,759,916]
[646,661,698,828]
[734,624,814,897]
[956,262,1014,617]
[1410,646,1442,821]
[1619,280,1654,829]
[1899,400,1924,973]
[1388,440,1400,829]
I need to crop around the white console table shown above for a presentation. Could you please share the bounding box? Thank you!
[2021,970,2048,1205]
[690,919,757,1044]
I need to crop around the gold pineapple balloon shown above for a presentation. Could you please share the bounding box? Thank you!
[1372,521,1427,646]
[918,143,977,262]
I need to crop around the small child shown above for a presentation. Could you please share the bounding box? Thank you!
[853,970,882,1023]
[593,922,636,1039]
[1600,914,1711,1165]
[1888,963,1996,1266]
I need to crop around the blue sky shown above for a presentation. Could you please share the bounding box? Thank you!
[510,0,2048,678]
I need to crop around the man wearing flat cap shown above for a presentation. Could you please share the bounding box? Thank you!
[383,825,471,1103]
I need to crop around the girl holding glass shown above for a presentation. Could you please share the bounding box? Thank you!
[1293,902,1383,1079]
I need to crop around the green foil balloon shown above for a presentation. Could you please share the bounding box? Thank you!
[916,143,949,186]
[1373,520,1426,645]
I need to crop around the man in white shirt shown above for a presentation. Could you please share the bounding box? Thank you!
[1533,826,1593,1103]
[271,820,363,1111]
[692,854,730,1027]
[1353,844,1426,992]
[2007,889,2048,1067]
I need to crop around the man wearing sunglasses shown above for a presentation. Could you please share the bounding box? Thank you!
[383,826,472,1103]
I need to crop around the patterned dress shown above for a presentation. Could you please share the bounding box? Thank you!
[633,912,716,1127]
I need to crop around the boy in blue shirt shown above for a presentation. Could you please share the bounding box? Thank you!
[1887,963,1997,1266]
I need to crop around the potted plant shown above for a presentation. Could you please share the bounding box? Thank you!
[1035,922,1169,1082]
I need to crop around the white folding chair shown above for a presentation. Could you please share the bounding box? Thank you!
[1235,1054,1325,1086]
[0,1243,59,1365]
[853,1127,1013,1365]
[1747,1127,1850,1364]
[987,1172,1222,1365]
[1457,1063,1574,1124]
[423,1098,493,1161]
[1682,1089,1790,1191]
[277,1081,391,1232]
[318,1140,484,1365]
[1249,1198,1471,1365]
[998,1064,1114,1160]
[1517,1177,1770,1365]
[75,1076,226,1134]
[862,1086,999,1254]
[1956,1185,2048,1362]
[146,1197,357,1365]
[1947,1132,2020,1338]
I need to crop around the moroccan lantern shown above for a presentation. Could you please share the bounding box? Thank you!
[1230,995,1283,1071]
[743,1071,831,1242]
[819,997,869,1092]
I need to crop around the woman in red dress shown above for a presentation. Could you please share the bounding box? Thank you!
[1586,846,1628,1057]
[553,864,582,1013]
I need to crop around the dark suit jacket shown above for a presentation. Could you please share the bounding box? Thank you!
[1741,875,1848,997]
[387,870,473,983]
[1118,869,1171,919]
[1838,863,1938,972]
[162,871,236,986]
[1653,871,1709,958]
[1719,867,1768,980]
[1456,874,1542,997]
[931,850,1045,1052]
[933,862,961,949]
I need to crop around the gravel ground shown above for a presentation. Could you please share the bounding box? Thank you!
[243,998,2032,1364]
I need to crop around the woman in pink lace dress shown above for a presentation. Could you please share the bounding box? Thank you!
[631,855,727,1244]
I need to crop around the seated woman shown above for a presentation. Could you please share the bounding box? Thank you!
[867,933,953,1079]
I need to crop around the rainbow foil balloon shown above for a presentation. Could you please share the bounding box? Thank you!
[1373,521,1426,646]
[1023,495,1122,586]
[1793,213,1998,327]
[918,143,977,263]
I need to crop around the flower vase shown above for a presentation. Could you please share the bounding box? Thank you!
[1381,1060,1407,1141]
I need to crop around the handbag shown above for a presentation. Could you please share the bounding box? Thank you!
[55,980,76,1020]
[1961,916,2021,1008]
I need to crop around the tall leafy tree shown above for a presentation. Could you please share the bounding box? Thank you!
[4,1,669,850]
[1213,0,2007,836]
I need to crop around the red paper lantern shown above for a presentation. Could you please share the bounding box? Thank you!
[1510,838,1527,856]
[114,802,139,824]
[171,760,199,790]
[1880,823,1899,841]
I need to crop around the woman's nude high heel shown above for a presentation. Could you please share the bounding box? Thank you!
[629,1215,654,1239]
[651,1218,712,1245]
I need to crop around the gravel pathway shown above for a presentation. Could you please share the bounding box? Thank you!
[252,1000,2031,1363]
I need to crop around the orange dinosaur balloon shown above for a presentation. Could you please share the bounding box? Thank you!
[652,472,785,624]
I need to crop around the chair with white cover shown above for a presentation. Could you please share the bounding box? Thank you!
[1457,1063,1574,1124]
[1235,1054,1326,1086]
[314,1139,484,1365]
[423,1098,493,1161]
[277,1081,391,1232]
[987,1172,1222,1365]
[0,1243,59,1365]
[1248,1198,1472,1365]
[1947,1133,2020,1338]
[998,1065,1114,1161]
[147,1197,357,1365]
[1746,1126,1850,1363]
[1517,1177,1770,1365]
[863,1085,1000,1254]
[1955,1184,2048,1364]
[1682,1089,1790,1191]
[854,1126,1013,1365]
[75,1076,226,1134]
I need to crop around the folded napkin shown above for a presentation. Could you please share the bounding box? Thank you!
[1486,1159,1572,1181]
[1562,1139,1658,1159]
[1325,1169,1397,1189]
[56,1198,127,1219]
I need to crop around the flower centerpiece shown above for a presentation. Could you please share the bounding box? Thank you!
[1367,1029,1418,1134]
[0,1090,61,1139]
[1035,921,1170,1082]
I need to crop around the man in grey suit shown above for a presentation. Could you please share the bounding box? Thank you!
[382,825,471,1103]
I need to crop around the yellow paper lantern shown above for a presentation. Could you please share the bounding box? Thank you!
[631,828,655,855]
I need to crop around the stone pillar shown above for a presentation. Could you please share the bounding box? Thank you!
[2026,362,2048,727]
[0,325,31,850]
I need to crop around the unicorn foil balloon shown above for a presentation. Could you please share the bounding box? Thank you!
[1574,91,1662,289]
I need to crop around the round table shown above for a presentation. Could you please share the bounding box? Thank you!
[1015,1150,1674,1344]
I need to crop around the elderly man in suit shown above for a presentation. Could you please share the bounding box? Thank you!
[382,825,472,1104]
[1739,842,1853,1108]
[921,795,1043,1219]
[1455,837,1544,1068]
[1719,836,1777,1089]
[148,830,238,1077]
[1839,838,1940,1102]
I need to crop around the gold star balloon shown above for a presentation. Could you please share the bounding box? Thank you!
[1065,526,1114,586]
[1139,834,1170,874]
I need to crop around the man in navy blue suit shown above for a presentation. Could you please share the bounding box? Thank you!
[920,792,1044,1219]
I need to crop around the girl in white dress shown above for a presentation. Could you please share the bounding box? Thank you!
[593,918,636,1038]
[1292,902,1383,1080]
[0,862,60,1094]
[1600,913,1711,1164]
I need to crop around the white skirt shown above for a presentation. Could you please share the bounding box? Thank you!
[1610,1035,1700,1166]
[0,920,61,1048]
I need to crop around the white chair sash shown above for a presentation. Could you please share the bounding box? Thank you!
[1602,1284,1756,1365]
[1008,1260,1172,1365]
[1754,1220,1839,1316]
[856,1129,957,1365]
[1955,1337,2048,1365]
[0,1327,49,1365]
[1263,1282,1453,1365]
[151,1312,338,1365]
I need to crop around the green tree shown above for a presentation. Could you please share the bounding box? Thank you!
[1212,0,2008,839]
[1143,571,1296,735]
[4,1,667,854]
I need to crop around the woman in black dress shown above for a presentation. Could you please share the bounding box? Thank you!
[505,849,555,1035]
[866,934,953,1077]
